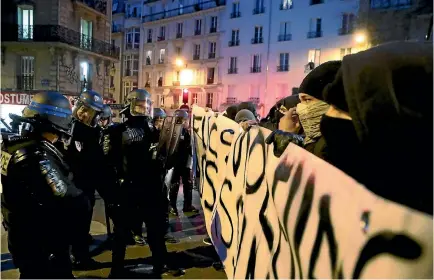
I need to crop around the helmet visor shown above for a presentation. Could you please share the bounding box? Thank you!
[73,103,100,127]
[131,99,153,117]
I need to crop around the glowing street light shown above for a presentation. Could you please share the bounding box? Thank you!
[175,58,185,67]
[354,32,367,44]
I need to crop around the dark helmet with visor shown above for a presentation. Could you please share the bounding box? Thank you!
[174,109,189,124]
[153,108,167,120]
[98,104,112,127]
[124,89,153,117]
[72,90,104,127]
[21,91,73,135]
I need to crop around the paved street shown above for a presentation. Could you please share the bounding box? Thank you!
[1,188,227,279]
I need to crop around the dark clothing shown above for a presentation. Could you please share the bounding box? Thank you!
[1,135,87,278]
[108,116,168,272]
[169,167,193,209]
[304,136,328,161]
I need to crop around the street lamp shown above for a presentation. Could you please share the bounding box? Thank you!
[175,58,185,68]
[354,32,367,44]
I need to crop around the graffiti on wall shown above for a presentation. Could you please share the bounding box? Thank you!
[192,105,433,279]
[59,59,79,84]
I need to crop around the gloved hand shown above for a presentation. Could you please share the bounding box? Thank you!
[265,130,304,157]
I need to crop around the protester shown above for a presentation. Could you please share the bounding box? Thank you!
[237,102,258,120]
[321,42,433,215]
[222,104,238,121]
[235,109,256,123]
[259,95,300,131]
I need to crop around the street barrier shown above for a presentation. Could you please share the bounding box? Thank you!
[192,105,433,279]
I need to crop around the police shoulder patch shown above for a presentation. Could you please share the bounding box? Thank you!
[0,151,12,176]
[75,141,82,152]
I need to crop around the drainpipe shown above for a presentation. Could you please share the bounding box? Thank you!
[264,0,273,116]
[56,54,60,91]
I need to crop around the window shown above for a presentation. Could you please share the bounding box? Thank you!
[176,22,183,37]
[231,30,240,42]
[193,44,200,59]
[123,54,139,76]
[126,28,140,49]
[308,18,322,38]
[340,48,352,59]
[80,18,93,49]
[231,2,240,18]
[159,49,165,63]
[308,49,321,65]
[18,56,34,90]
[179,0,184,14]
[210,16,218,32]
[340,13,355,34]
[192,92,198,104]
[251,54,261,73]
[176,47,182,56]
[17,6,33,39]
[195,19,202,35]
[123,81,138,98]
[147,29,153,43]
[371,0,412,9]
[159,26,166,40]
[145,72,151,87]
[159,95,165,106]
[279,22,291,41]
[253,26,263,44]
[206,92,214,108]
[207,68,215,84]
[255,0,264,9]
[281,0,293,9]
[209,42,216,58]
[278,53,289,71]
[310,0,324,5]
[229,57,237,74]
[112,0,118,12]
[157,71,163,87]
[146,50,152,65]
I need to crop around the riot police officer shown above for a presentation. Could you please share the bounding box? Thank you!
[168,110,197,216]
[1,91,87,278]
[109,89,169,277]
[66,90,111,267]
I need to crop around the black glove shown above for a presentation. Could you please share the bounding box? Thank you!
[265,130,304,157]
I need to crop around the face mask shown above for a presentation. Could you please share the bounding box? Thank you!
[296,101,329,145]
[320,115,364,181]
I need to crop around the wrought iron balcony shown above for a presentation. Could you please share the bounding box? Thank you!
[74,0,107,15]
[228,40,240,47]
[142,0,226,23]
[112,24,123,33]
[145,81,151,88]
[310,0,324,5]
[250,66,261,73]
[124,68,138,76]
[194,29,201,35]
[277,65,289,72]
[278,34,292,41]
[158,58,165,64]
[207,77,214,84]
[193,54,200,60]
[251,37,263,44]
[147,38,152,43]
[228,68,237,74]
[307,31,323,38]
[125,11,141,18]
[16,75,35,91]
[210,27,217,33]
[253,7,265,14]
[157,36,165,41]
[230,11,241,18]
[208,53,216,59]
[249,97,260,104]
[176,32,183,38]
[280,3,293,10]
[3,24,120,59]
[226,97,237,104]
[338,27,354,35]
[157,79,163,87]
[146,57,151,65]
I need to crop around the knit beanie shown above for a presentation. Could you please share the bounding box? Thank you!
[299,61,342,100]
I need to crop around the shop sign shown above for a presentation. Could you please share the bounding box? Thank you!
[0,93,33,105]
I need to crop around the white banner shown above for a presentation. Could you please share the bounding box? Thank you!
[192,105,433,279]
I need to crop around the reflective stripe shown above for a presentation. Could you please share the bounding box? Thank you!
[29,102,72,118]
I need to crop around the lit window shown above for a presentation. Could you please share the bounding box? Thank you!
[17,6,33,39]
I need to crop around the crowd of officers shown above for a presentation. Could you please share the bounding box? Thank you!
[0,89,197,278]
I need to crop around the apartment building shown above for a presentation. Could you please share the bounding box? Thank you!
[1,0,119,123]
[221,0,362,115]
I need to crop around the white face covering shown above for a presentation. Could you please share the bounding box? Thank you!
[296,100,329,145]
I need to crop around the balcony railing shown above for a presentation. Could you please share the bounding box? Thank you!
[157,36,165,41]
[280,3,293,10]
[3,24,120,59]
[112,24,123,33]
[157,79,163,87]
[158,58,165,64]
[251,37,263,44]
[250,66,261,73]
[176,32,183,38]
[226,97,237,104]
[338,27,354,35]
[307,31,323,38]
[228,40,240,47]
[278,34,292,41]
[146,57,151,65]
[145,81,151,88]
[249,97,260,104]
[253,7,265,14]
[207,77,214,84]
[125,11,141,18]
[194,29,201,35]
[193,54,200,60]
[74,0,107,15]
[210,27,217,33]
[228,68,237,74]
[142,0,226,23]
[230,11,241,18]
[173,81,181,86]
[310,0,324,5]
[147,38,152,43]
[208,53,216,59]
[277,65,289,72]
[16,75,35,90]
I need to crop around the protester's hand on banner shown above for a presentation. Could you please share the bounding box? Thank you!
[278,107,301,133]
[265,130,304,157]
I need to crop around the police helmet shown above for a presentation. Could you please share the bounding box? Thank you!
[72,90,104,127]
[21,91,73,134]
[124,89,153,117]
[98,104,112,127]
[174,109,189,124]
[153,108,167,120]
